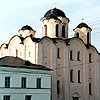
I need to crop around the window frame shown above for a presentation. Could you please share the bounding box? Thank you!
[3,95,10,100]
[57,48,60,59]
[76,32,79,38]
[89,53,92,63]
[21,77,26,88]
[89,83,92,95]
[87,32,89,44]
[57,80,60,98]
[70,50,73,60]
[5,77,10,88]
[70,69,74,83]
[25,95,32,100]
[44,25,47,35]
[56,24,59,37]
[16,49,18,57]
[36,78,41,89]
[77,51,80,61]
[62,25,65,38]
[78,70,81,83]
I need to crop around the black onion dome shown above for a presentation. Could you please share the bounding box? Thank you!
[44,8,66,19]
[46,14,58,20]
[76,22,91,30]
[20,25,33,30]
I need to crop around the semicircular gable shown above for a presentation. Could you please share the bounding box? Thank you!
[23,36,33,45]
[8,35,24,48]
[39,36,54,44]
[0,43,8,49]
[88,45,100,54]
[54,38,65,44]
[0,43,8,57]
[68,37,86,48]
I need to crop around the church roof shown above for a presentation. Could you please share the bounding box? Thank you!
[44,8,66,19]
[75,22,92,30]
[0,56,52,71]
[20,25,33,31]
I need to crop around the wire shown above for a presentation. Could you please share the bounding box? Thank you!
[89,20,100,25]
[53,60,100,70]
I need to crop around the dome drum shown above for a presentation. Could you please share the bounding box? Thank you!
[18,25,36,38]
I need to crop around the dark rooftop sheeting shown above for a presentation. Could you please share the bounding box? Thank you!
[20,25,33,30]
[0,56,52,71]
[76,22,92,30]
[44,8,66,19]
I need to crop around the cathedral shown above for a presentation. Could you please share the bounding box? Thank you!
[0,7,100,100]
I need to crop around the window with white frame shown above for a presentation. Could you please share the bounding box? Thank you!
[5,77,10,88]
[36,78,41,88]
[3,95,10,100]
[21,77,26,88]
[25,95,32,100]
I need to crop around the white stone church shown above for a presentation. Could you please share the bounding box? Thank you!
[0,7,100,100]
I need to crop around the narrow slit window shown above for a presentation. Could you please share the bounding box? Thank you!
[89,53,92,63]
[89,83,92,95]
[21,77,26,88]
[77,51,80,61]
[57,80,60,98]
[29,51,30,57]
[37,78,41,88]
[70,69,74,83]
[5,77,10,88]
[62,25,65,37]
[78,70,81,83]
[57,48,60,59]
[76,32,79,38]
[16,49,18,57]
[87,32,89,44]
[56,24,59,37]
[70,50,73,60]
[44,25,47,35]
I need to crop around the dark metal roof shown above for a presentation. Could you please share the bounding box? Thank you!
[44,8,66,19]
[45,14,58,20]
[76,22,92,30]
[20,25,33,30]
[0,56,52,71]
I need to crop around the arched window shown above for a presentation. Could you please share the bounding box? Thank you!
[57,48,60,59]
[70,69,74,82]
[70,50,73,60]
[77,51,80,61]
[76,32,79,38]
[87,32,89,44]
[89,53,92,63]
[78,70,81,83]
[56,24,59,37]
[89,83,92,95]
[29,51,30,57]
[16,49,18,57]
[62,25,65,37]
[57,80,60,98]
[44,25,47,35]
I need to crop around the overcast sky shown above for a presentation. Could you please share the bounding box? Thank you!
[0,0,100,51]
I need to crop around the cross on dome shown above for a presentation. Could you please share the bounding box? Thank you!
[53,0,57,8]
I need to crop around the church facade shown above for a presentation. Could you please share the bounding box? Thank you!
[0,8,100,100]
